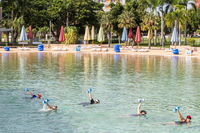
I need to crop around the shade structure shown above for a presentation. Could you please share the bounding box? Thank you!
[28,26,33,40]
[91,25,95,40]
[59,26,65,42]
[84,26,91,42]
[97,26,105,42]
[135,26,141,43]
[19,25,28,42]
[171,27,179,45]
[147,29,153,40]
[121,27,128,42]
[128,28,133,39]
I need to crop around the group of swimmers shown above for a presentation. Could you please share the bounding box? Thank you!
[25,88,57,111]
[25,87,192,125]
[87,88,192,125]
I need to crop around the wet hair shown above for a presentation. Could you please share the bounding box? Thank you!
[95,99,100,103]
[140,110,147,115]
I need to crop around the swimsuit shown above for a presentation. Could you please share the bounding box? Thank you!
[90,99,95,104]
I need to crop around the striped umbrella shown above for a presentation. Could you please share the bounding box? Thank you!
[19,25,28,47]
[171,27,179,46]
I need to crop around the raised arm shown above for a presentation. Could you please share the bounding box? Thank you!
[137,103,142,114]
[177,110,185,121]
[27,91,33,96]
[88,93,93,100]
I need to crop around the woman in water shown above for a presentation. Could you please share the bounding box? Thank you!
[137,102,147,116]
[87,88,100,104]
[175,110,191,125]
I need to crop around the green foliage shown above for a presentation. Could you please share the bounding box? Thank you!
[65,26,78,44]
[118,11,136,28]
[141,12,160,31]
[39,27,49,38]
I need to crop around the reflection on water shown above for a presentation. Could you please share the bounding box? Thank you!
[0,53,200,133]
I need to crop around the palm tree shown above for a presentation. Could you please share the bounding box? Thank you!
[158,2,174,47]
[141,13,160,49]
[165,5,188,45]
[118,11,136,28]
[145,0,161,46]
[118,11,136,45]
[177,0,196,45]
[101,12,113,47]
[12,16,24,43]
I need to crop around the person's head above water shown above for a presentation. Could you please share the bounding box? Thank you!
[140,110,147,115]
[95,99,100,104]
[37,94,42,99]
[185,115,192,122]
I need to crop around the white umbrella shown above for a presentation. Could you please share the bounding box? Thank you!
[97,26,105,43]
[19,25,28,47]
[171,27,179,46]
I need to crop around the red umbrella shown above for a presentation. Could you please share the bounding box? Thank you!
[28,26,33,40]
[59,26,65,42]
[135,26,141,43]
[128,28,133,39]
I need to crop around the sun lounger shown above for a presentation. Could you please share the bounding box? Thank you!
[131,49,138,52]
[18,47,31,50]
[138,49,149,52]
[52,47,68,51]
[165,49,172,52]
[102,48,108,51]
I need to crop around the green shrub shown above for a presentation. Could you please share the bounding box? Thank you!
[64,26,78,44]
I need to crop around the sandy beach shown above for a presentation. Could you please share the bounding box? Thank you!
[1,44,200,58]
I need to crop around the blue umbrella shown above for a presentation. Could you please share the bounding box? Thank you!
[19,25,28,47]
[121,27,128,42]
[171,27,179,45]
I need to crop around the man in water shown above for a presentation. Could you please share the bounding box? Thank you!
[46,102,58,110]
[87,88,100,104]
[136,102,147,116]
[175,110,191,125]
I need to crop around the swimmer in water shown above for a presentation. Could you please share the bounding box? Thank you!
[46,102,58,110]
[87,88,100,104]
[136,102,147,116]
[26,90,42,99]
[174,110,191,125]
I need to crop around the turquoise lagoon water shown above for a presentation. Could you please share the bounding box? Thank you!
[0,52,200,133]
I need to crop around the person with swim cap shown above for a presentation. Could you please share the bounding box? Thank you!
[175,107,191,125]
[46,102,58,110]
[87,88,100,104]
[137,99,147,116]
[25,88,42,99]
[43,99,58,111]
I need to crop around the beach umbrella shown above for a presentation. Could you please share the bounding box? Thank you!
[97,25,105,43]
[28,26,33,40]
[147,29,153,40]
[121,27,128,43]
[147,29,153,49]
[128,28,133,39]
[84,26,90,44]
[19,25,28,47]
[135,26,141,48]
[171,27,179,47]
[59,26,65,42]
[91,25,95,44]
